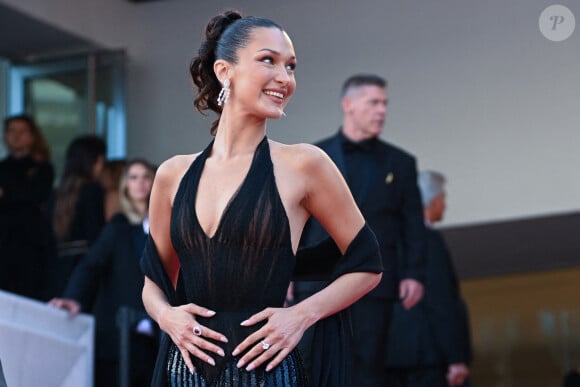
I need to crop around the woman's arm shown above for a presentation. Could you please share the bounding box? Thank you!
[142,156,227,373]
[234,144,382,371]
[289,146,382,317]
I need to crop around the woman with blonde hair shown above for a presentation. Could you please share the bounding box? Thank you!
[50,158,158,387]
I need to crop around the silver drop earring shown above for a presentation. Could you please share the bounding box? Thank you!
[217,79,230,106]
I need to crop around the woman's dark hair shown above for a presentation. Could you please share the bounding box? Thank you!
[189,10,283,135]
[3,114,52,161]
[53,135,106,241]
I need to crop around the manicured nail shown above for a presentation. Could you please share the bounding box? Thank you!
[189,367,194,374]
[240,320,249,326]
[232,348,240,356]
[220,336,228,343]
[217,349,225,357]
[208,357,215,366]
[207,310,216,316]
[266,364,273,372]
[236,359,245,368]
[246,363,255,371]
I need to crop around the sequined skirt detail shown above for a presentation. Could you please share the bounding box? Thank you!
[166,342,307,386]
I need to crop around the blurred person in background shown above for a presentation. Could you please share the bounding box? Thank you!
[293,74,426,386]
[50,159,159,387]
[0,114,54,300]
[385,170,472,387]
[100,159,128,221]
[44,134,107,299]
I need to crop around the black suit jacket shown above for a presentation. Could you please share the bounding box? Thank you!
[64,213,157,361]
[297,132,425,299]
[385,227,472,367]
[0,156,54,300]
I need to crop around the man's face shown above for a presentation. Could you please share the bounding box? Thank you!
[343,85,388,140]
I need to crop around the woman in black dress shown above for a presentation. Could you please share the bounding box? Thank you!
[141,11,383,387]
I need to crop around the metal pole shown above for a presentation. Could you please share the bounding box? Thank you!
[117,306,133,387]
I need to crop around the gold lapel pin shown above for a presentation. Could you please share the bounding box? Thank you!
[385,172,394,184]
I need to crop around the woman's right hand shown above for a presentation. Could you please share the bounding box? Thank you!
[48,298,81,315]
[159,303,228,373]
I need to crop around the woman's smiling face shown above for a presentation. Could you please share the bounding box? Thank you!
[227,27,297,119]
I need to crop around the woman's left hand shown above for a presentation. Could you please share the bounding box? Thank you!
[232,306,310,372]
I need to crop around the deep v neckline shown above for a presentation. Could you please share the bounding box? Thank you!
[193,137,267,240]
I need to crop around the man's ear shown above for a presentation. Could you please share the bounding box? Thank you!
[341,96,352,114]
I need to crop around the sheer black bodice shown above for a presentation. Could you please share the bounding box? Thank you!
[167,137,306,386]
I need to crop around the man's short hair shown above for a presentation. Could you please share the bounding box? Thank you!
[341,74,387,98]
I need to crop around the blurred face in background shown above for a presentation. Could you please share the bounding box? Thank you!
[429,192,447,223]
[126,162,154,203]
[4,119,34,157]
[342,85,388,141]
[93,155,105,180]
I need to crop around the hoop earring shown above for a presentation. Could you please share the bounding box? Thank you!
[217,79,230,106]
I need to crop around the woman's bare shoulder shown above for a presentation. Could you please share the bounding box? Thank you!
[156,153,199,177]
[269,141,330,171]
[155,153,200,182]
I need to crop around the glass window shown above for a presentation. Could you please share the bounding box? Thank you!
[5,51,126,181]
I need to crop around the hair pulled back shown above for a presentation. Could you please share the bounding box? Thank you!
[190,10,283,135]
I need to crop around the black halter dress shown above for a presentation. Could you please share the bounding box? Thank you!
[165,137,307,386]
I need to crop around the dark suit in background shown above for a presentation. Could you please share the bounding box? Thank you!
[64,213,158,387]
[294,132,425,385]
[294,74,426,386]
[0,155,54,300]
[386,227,472,387]
[385,169,472,386]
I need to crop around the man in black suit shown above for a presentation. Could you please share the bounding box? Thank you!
[294,74,426,386]
[385,170,472,387]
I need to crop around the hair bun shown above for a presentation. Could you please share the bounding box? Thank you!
[205,10,243,43]
[196,11,242,72]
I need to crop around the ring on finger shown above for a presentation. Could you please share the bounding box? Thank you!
[261,340,271,350]
[193,325,203,336]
